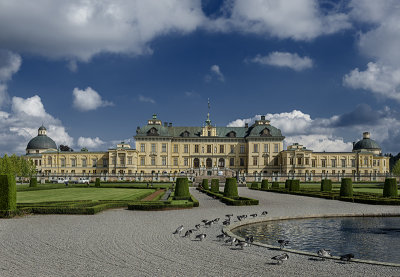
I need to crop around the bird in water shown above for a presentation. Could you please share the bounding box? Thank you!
[271,253,289,265]
[278,239,289,249]
[173,225,184,235]
[340,253,354,263]
[317,249,332,260]
[245,235,254,245]
[195,233,207,241]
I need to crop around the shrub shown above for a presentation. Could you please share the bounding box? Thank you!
[201,179,209,190]
[250,182,260,189]
[285,179,291,189]
[211,179,219,193]
[271,182,280,189]
[224,178,238,199]
[383,178,398,198]
[0,174,16,211]
[29,177,38,187]
[261,179,269,189]
[321,179,332,192]
[174,177,190,199]
[95,178,100,187]
[289,179,300,191]
[340,178,353,197]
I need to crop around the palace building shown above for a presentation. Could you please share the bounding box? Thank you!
[25,114,390,180]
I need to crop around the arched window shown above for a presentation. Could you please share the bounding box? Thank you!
[206,158,212,168]
[193,158,200,168]
[218,158,225,168]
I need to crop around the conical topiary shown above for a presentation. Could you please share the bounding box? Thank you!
[340,178,353,197]
[261,179,269,189]
[201,179,209,190]
[211,179,219,193]
[321,179,332,192]
[383,178,398,198]
[175,177,190,200]
[29,177,37,187]
[224,178,238,199]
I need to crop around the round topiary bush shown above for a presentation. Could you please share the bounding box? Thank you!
[95,178,100,187]
[289,179,300,191]
[211,179,219,193]
[383,178,398,198]
[261,179,269,189]
[321,179,332,192]
[175,177,190,199]
[250,182,260,189]
[29,177,37,187]
[201,179,209,190]
[0,174,16,211]
[224,178,238,199]
[340,178,353,197]
[271,182,279,189]
[285,179,291,189]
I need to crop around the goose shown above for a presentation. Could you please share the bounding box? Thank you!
[317,249,332,260]
[225,237,237,245]
[271,253,289,264]
[222,219,230,226]
[195,233,207,241]
[236,240,248,249]
[340,253,354,263]
[173,225,184,235]
[183,230,192,238]
[250,213,258,218]
[261,211,268,216]
[216,233,226,241]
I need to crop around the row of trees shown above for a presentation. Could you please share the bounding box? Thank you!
[0,154,36,177]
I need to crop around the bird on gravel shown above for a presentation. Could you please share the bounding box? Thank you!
[216,233,227,241]
[236,240,248,249]
[201,219,209,224]
[195,233,207,241]
[340,253,354,263]
[225,214,233,219]
[261,211,268,216]
[250,213,258,218]
[183,230,193,238]
[317,249,332,260]
[271,253,289,265]
[278,240,289,249]
[245,235,254,245]
[195,224,201,230]
[173,225,184,235]
[213,218,220,223]
[222,219,230,226]
[204,220,214,227]
[225,237,237,245]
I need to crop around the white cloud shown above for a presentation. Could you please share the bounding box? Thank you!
[77,136,105,149]
[0,1,205,62]
[67,60,78,72]
[0,50,22,106]
[249,52,313,71]
[73,87,113,111]
[138,95,155,104]
[205,64,225,82]
[0,95,74,154]
[209,0,351,40]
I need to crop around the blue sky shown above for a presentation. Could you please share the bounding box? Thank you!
[1,0,400,154]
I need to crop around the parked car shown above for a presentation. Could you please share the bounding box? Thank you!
[52,177,69,184]
[75,177,90,185]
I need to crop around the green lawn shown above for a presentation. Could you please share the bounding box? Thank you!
[17,188,155,203]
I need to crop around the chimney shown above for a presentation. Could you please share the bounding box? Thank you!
[164,122,168,127]
[168,123,172,127]
[363,132,370,139]
[245,123,249,128]
[261,115,266,120]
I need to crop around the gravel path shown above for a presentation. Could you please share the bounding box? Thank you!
[1,188,400,276]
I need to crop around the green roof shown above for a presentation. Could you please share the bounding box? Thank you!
[353,138,381,151]
[26,135,57,150]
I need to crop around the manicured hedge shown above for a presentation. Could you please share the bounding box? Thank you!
[289,179,300,191]
[321,179,332,192]
[383,178,398,198]
[271,182,280,189]
[0,174,16,211]
[174,177,190,199]
[95,178,100,187]
[29,177,38,187]
[198,187,258,206]
[340,178,353,197]
[201,179,209,190]
[285,179,291,189]
[224,178,238,198]
[261,179,269,189]
[211,179,219,193]
[251,182,260,189]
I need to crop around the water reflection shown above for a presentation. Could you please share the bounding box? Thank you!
[233,217,400,264]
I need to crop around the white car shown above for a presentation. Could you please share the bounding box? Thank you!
[76,177,90,185]
[52,177,69,184]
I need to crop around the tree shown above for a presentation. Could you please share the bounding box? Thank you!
[392,160,400,175]
[59,145,73,152]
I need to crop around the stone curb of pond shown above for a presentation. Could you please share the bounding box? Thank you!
[223,213,400,268]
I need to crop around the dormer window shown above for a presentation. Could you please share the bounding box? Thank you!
[181,131,190,137]
[147,127,159,136]
[261,128,270,136]
[227,131,236,138]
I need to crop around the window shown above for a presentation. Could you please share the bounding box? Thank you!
[140,143,145,152]
[48,157,52,166]
[151,143,156,153]
[305,158,309,165]
[229,158,234,166]
[264,157,268,165]
[351,159,355,167]
[184,144,188,153]
[297,157,302,165]
[274,157,278,166]
[240,158,245,166]
[151,157,155,166]
[195,144,199,153]
[240,145,245,154]
[103,159,108,167]
[253,144,258,153]
[162,143,167,153]
[220,145,224,153]
[364,157,368,166]
[312,159,316,167]
[274,144,279,153]
[321,159,326,167]
[331,159,336,167]
[184,158,188,166]
[61,158,66,167]
[253,157,258,166]
[214,147,217,153]
[230,145,235,154]
[34,160,38,166]
[119,157,124,166]
[289,158,294,165]
[92,158,97,167]
[140,157,145,165]
[373,160,376,166]
[173,158,178,166]
[378,160,380,166]
[128,157,132,165]
[208,131,211,136]
[162,157,166,166]
[341,159,346,167]
[71,158,76,167]
[207,145,212,153]
[82,158,87,167]
[112,157,116,165]
[173,145,178,153]
[264,144,268,153]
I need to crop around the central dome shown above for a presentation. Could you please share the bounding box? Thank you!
[352,132,381,152]
[26,126,57,151]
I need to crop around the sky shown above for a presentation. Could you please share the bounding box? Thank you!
[1,0,400,154]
